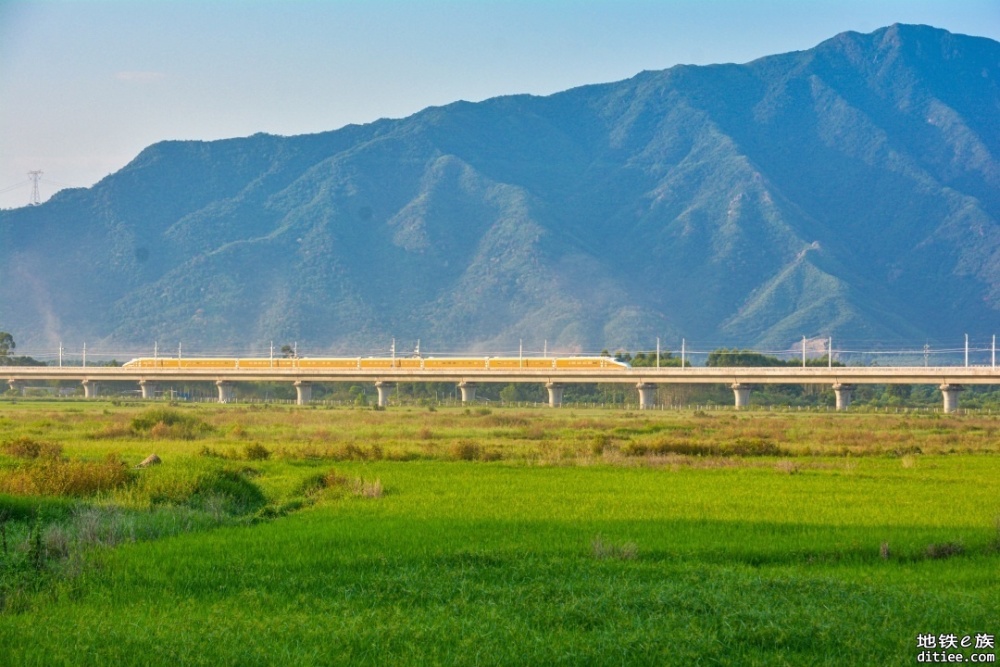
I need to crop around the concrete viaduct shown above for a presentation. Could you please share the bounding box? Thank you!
[5,365,1000,412]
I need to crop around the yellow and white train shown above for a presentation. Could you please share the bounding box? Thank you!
[122,356,631,371]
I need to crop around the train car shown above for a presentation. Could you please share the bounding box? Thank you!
[122,355,631,372]
[298,358,361,369]
[484,358,521,369]
[554,356,629,370]
[122,358,177,368]
[123,358,238,369]
[236,358,288,369]
[359,358,395,369]
[423,358,489,370]
[181,358,238,369]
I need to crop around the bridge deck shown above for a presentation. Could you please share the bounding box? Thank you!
[4,366,999,385]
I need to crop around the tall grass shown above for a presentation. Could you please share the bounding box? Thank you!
[0,401,996,664]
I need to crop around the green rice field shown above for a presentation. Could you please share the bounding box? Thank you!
[0,399,997,665]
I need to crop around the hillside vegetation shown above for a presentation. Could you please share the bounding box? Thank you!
[1,24,998,353]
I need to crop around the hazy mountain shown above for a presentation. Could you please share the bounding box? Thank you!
[2,24,998,356]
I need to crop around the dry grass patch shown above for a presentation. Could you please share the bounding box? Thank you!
[591,535,638,561]
[925,542,965,559]
[1,437,63,460]
[0,455,131,497]
[306,469,385,499]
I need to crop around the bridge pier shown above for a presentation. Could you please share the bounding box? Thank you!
[139,380,157,400]
[731,383,751,409]
[294,381,312,406]
[82,380,97,399]
[832,383,854,411]
[375,381,394,408]
[546,382,565,407]
[216,381,235,404]
[7,380,25,396]
[458,382,477,403]
[636,383,656,410]
[939,384,964,413]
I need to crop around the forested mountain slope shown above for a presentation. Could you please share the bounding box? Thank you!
[1,24,997,355]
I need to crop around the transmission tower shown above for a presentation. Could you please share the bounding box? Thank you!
[28,170,43,206]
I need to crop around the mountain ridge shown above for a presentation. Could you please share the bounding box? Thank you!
[1,24,998,355]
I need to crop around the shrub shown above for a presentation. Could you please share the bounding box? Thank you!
[243,443,271,461]
[591,434,612,455]
[190,469,267,515]
[451,441,481,461]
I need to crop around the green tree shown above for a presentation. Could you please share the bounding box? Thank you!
[706,348,843,368]
[707,348,788,367]
[0,331,14,360]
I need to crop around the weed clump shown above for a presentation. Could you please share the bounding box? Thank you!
[925,542,964,560]
[591,535,638,561]
[0,454,131,497]
[300,469,384,499]
[1,437,63,460]
[130,408,213,440]
[243,443,271,461]
[987,519,1000,554]
[591,433,612,455]
[775,460,800,475]
[451,441,482,461]
[621,437,787,458]
[190,469,268,515]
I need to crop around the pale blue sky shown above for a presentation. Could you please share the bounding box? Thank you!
[2,0,998,209]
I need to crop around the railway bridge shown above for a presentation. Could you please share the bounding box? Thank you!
[5,363,1000,412]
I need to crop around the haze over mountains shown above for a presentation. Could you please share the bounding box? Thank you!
[1,24,998,356]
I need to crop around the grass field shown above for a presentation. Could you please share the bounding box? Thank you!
[0,399,997,665]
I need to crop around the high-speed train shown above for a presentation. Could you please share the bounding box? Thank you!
[124,357,629,371]
[121,356,631,371]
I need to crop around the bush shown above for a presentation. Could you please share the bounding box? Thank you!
[451,441,481,461]
[243,443,271,461]
[190,469,267,515]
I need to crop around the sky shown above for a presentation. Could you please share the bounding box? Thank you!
[2,0,999,210]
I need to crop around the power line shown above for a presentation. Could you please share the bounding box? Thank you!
[0,180,30,195]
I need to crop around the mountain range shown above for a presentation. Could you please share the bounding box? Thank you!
[1,23,998,357]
